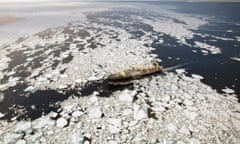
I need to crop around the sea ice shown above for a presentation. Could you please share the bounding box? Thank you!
[88,106,102,119]
[194,41,221,54]
[230,57,240,62]
[118,89,136,102]
[133,105,147,121]
[56,117,68,128]
[72,111,84,118]
[222,87,235,94]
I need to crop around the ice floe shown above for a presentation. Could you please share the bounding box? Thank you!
[134,6,208,47]
[118,89,137,103]
[24,86,36,93]
[56,117,68,128]
[88,106,102,119]
[230,57,240,62]
[194,41,221,54]
[175,68,186,74]
[222,87,235,94]
[236,36,240,42]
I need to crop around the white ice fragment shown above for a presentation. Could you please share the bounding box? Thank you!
[63,105,74,113]
[60,74,68,78]
[235,36,240,41]
[108,125,121,134]
[70,43,77,49]
[185,110,199,120]
[107,118,121,127]
[52,70,60,75]
[178,38,192,47]
[201,50,208,54]
[157,39,164,44]
[37,76,48,82]
[118,89,136,102]
[195,41,221,54]
[230,57,240,62]
[24,86,36,93]
[122,109,132,116]
[183,93,192,100]
[71,131,83,144]
[49,112,58,118]
[162,95,170,103]
[192,50,197,53]
[196,93,205,100]
[0,83,9,90]
[84,133,91,139]
[62,52,70,58]
[59,84,67,89]
[84,141,90,144]
[7,71,15,76]
[0,112,5,118]
[8,77,20,84]
[233,103,240,112]
[75,79,82,83]
[184,100,194,106]
[179,127,190,135]
[89,95,98,103]
[26,57,34,61]
[166,123,177,133]
[171,84,178,91]
[153,105,166,112]
[177,141,185,144]
[128,120,138,127]
[108,140,118,144]
[16,139,27,144]
[47,130,54,135]
[72,111,84,118]
[88,106,102,118]
[133,105,147,120]
[32,117,55,129]
[56,117,68,128]
[87,76,99,81]
[14,121,32,134]
[222,87,235,94]
[189,138,200,144]
[4,132,24,144]
[191,74,203,80]
[231,117,240,131]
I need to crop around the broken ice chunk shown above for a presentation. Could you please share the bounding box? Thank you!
[72,111,84,118]
[107,118,121,127]
[88,106,102,118]
[230,57,240,62]
[191,74,203,80]
[56,117,68,128]
[74,79,82,84]
[59,84,67,89]
[24,86,36,93]
[176,69,185,74]
[222,87,235,94]
[133,105,147,120]
[118,89,137,102]
[0,112,5,118]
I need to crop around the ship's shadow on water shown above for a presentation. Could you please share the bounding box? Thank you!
[0,80,133,121]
